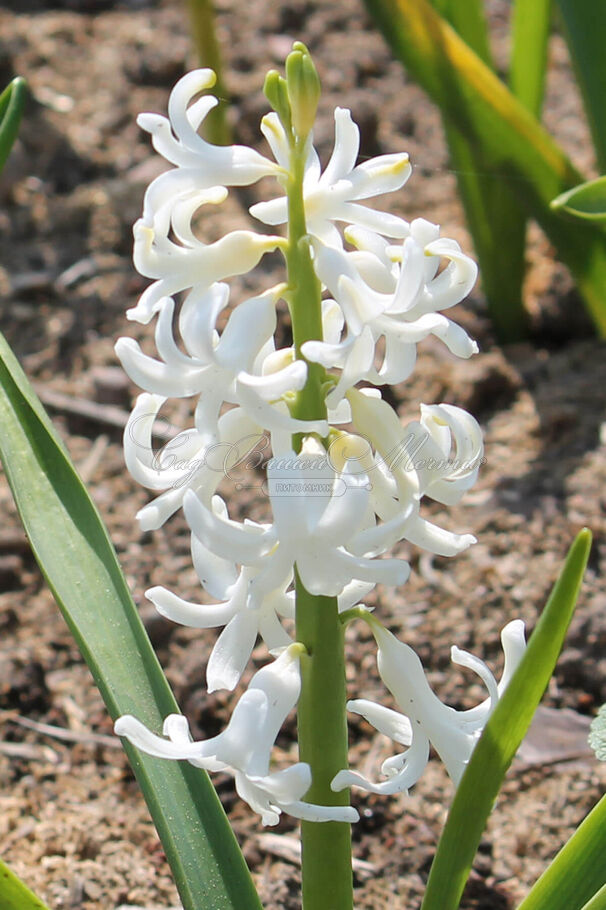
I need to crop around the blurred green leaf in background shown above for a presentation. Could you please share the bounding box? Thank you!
[363,0,606,340]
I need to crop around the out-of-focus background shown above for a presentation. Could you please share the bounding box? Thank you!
[0,1,604,907]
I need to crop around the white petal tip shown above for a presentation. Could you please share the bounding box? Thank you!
[114,715,134,737]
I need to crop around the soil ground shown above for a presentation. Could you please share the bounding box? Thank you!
[0,1,605,908]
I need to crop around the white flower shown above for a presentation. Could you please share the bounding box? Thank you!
[123,401,264,531]
[127,70,287,325]
[332,619,526,795]
[129,206,282,325]
[117,284,328,444]
[138,69,281,186]
[115,644,359,826]
[347,389,482,557]
[182,438,411,609]
[148,564,294,693]
[148,564,373,693]
[303,220,478,406]
[250,108,411,246]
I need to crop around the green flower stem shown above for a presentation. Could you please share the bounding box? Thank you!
[296,579,353,910]
[285,140,327,433]
[285,135,353,910]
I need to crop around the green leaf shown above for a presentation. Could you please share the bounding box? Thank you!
[421,528,592,910]
[556,0,606,173]
[0,859,51,910]
[430,0,491,64]
[580,882,606,910]
[362,0,606,337]
[551,177,606,223]
[516,794,606,910]
[0,77,27,175]
[510,0,551,116]
[0,332,262,910]
[430,0,529,341]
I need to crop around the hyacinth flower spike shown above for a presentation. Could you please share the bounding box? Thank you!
[113,43,509,910]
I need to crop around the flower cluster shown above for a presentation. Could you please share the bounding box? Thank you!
[114,59,525,825]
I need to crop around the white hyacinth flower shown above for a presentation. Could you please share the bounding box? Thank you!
[117,283,328,444]
[182,438,411,609]
[250,108,411,246]
[138,69,281,185]
[129,207,282,325]
[148,565,294,693]
[117,53,493,837]
[148,567,374,693]
[332,619,526,795]
[128,68,285,325]
[303,220,478,406]
[123,401,265,531]
[347,389,483,557]
[115,644,358,825]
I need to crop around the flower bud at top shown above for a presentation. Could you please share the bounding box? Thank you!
[263,70,293,137]
[285,42,320,141]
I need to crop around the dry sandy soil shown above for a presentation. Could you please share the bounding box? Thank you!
[0,1,605,908]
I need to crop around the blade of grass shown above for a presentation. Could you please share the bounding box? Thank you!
[431,0,529,341]
[0,859,52,910]
[516,794,606,910]
[510,0,552,116]
[363,0,606,336]
[0,77,26,174]
[0,332,262,910]
[420,528,592,910]
[556,0,606,173]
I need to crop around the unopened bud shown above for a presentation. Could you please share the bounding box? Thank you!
[263,70,293,135]
[285,42,320,140]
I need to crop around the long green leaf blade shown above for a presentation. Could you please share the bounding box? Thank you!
[517,795,606,910]
[0,859,52,910]
[431,0,491,63]
[430,0,529,341]
[421,528,592,910]
[556,0,606,173]
[0,332,262,910]
[0,77,27,174]
[363,0,606,337]
[510,0,551,116]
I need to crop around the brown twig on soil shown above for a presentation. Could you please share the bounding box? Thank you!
[33,385,177,440]
[0,740,60,762]
[77,433,110,484]
[0,711,119,748]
